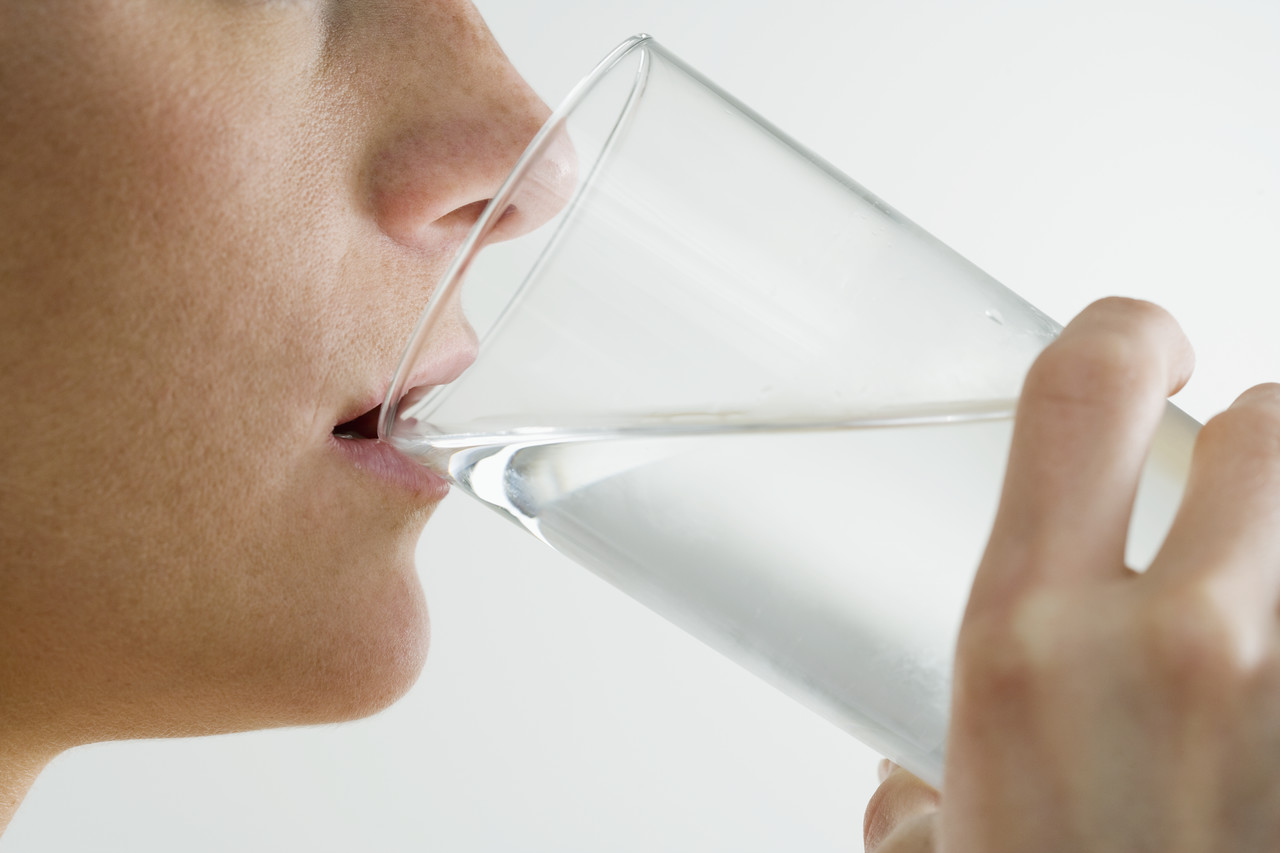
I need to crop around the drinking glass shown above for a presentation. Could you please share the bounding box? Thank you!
[377,34,1198,787]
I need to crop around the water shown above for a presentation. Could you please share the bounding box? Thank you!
[400,402,1198,785]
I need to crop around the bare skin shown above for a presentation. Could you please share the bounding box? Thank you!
[866,298,1280,851]
[0,0,567,832]
[2,3,1278,848]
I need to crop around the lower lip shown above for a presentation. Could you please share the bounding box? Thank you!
[329,435,451,502]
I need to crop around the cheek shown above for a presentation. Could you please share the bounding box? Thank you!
[0,12,435,730]
[5,45,347,439]
[177,465,435,725]
[108,118,440,726]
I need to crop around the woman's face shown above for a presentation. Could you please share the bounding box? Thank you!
[0,0,553,745]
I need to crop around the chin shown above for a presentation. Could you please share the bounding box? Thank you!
[188,546,435,734]
[43,565,433,747]
[254,484,439,726]
[291,566,432,726]
[117,472,443,736]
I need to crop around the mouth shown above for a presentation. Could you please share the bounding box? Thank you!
[333,404,383,441]
[326,343,475,499]
[329,397,450,501]
[337,339,477,443]
[327,339,477,497]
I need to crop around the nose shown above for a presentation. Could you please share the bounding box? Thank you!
[358,2,576,249]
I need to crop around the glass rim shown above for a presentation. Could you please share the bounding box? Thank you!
[377,33,657,440]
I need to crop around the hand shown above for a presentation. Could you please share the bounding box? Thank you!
[862,298,1280,852]
[863,761,940,852]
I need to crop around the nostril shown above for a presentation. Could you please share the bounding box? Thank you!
[488,126,579,244]
[483,203,523,243]
[433,198,492,238]
[436,201,520,243]
[368,113,551,249]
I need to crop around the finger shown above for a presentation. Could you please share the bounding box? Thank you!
[864,764,941,852]
[1149,383,1280,602]
[867,815,938,853]
[972,298,1194,607]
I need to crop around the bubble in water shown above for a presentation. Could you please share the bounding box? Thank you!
[985,308,1004,325]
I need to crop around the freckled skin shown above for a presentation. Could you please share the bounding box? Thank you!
[0,0,552,827]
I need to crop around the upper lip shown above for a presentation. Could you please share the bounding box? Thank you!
[332,345,477,440]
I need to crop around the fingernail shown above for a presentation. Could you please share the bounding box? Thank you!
[877,758,898,782]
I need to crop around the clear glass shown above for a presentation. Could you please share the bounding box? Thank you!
[378,35,1199,787]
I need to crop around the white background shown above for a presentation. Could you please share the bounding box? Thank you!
[5,1,1279,850]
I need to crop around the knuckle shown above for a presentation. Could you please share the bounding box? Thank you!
[960,579,1259,722]
[1138,587,1240,687]
[1080,297,1182,345]
[1083,295,1175,326]
[1024,331,1159,409]
[1234,381,1280,405]
[955,614,1030,703]
[1198,403,1280,470]
[955,596,1063,704]
[1025,297,1190,409]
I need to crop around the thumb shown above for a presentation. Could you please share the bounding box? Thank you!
[863,761,941,853]
[866,815,938,853]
